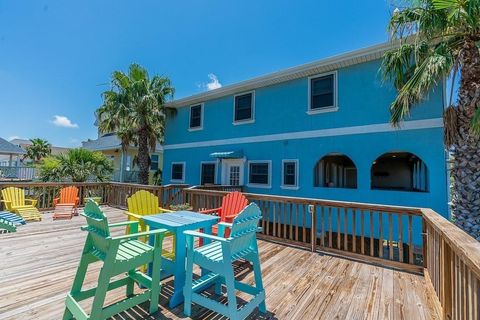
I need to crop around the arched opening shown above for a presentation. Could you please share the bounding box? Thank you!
[314,154,357,188]
[371,152,428,192]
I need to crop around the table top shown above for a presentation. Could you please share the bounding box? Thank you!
[143,211,219,230]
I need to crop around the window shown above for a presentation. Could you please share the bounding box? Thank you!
[248,161,271,187]
[371,152,428,192]
[171,162,185,182]
[201,162,216,185]
[234,92,254,123]
[282,160,299,189]
[150,154,159,171]
[189,104,203,130]
[314,154,357,188]
[309,72,337,112]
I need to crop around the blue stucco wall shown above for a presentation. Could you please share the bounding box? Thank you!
[163,58,448,234]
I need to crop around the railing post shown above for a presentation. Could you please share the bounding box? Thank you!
[311,205,317,252]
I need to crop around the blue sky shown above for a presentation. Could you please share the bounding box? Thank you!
[0,1,393,147]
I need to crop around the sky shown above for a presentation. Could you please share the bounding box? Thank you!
[0,1,394,147]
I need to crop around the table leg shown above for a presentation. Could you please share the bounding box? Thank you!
[169,230,186,308]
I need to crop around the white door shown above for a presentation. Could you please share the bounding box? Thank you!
[221,159,244,186]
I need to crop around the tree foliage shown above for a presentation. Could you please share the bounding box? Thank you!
[38,148,114,182]
[97,63,174,184]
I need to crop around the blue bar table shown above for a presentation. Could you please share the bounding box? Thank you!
[143,211,219,308]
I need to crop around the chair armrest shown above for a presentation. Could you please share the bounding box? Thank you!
[112,228,167,241]
[159,208,174,213]
[75,197,80,206]
[123,211,143,220]
[217,222,233,238]
[108,221,139,228]
[25,199,37,206]
[53,198,59,206]
[183,230,228,242]
[224,214,238,220]
[199,207,221,215]
[0,200,11,210]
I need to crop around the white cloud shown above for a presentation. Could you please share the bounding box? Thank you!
[52,115,78,128]
[8,135,23,141]
[206,73,222,90]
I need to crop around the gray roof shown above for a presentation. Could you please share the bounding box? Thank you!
[0,137,26,155]
[167,41,396,108]
[82,134,163,152]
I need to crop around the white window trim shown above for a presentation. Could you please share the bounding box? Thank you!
[281,159,299,190]
[199,161,217,185]
[233,91,255,125]
[170,161,186,183]
[307,71,338,115]
[247,160,271,189]
[150,154,160,172]
[188,103,204,131]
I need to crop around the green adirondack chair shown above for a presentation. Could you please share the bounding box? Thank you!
[0,217,16,233]
[183,203,266,320]
[63,200,167,320]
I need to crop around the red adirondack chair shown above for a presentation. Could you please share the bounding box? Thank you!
[53,186,80,216]
[199,191,248,243]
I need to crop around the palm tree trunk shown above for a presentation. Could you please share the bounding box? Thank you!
[137,129,150,185]
[451,39,480,240]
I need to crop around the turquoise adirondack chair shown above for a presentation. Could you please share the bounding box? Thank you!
[183,203,266,320]
[63,201,167,320]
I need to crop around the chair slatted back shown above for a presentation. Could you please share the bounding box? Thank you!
[81,200,111,257]
[1,187,25,207]
[220,191,248,223]
[229,203,262,255]
[127,190,160,216]
[59,186,79,204]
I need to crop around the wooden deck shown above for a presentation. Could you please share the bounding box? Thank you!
[0,206,442,320]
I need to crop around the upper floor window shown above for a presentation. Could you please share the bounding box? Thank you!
[150,154,159,171]
[282,159,299,189]
[248,160,271,188]
[234,92,254,123]
[171,162,185,182]
[189,104,203,130]
[308,72,337,113]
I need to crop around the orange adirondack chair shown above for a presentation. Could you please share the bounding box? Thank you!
[199,191,248,242]
[53,186,80,216]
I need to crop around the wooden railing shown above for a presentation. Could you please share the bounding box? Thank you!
[105,182,189,209]
[0,182,189,211]
[190,185,244,192]
[422,208,480,319]
[2,181,480,317]
[0,182,108,210]
[183,188,424,273]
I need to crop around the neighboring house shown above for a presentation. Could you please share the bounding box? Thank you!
[82,132,163,183]
[0,137,34,180]
[163,42,449,219]
[0,137,26,166]
[10,138,70,160]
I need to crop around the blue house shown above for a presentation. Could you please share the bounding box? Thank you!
[163,42,449,219]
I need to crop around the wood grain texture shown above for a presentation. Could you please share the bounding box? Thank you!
[0,206,442,320]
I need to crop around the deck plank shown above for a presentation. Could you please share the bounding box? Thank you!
[0,206,442,320]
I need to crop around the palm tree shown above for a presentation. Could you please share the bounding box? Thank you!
[382,0,480,239]
[24,138,51,163]
[97,63,174,185]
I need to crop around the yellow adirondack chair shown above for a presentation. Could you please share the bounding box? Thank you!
[1,187,42,221]
[124,190,175,260]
